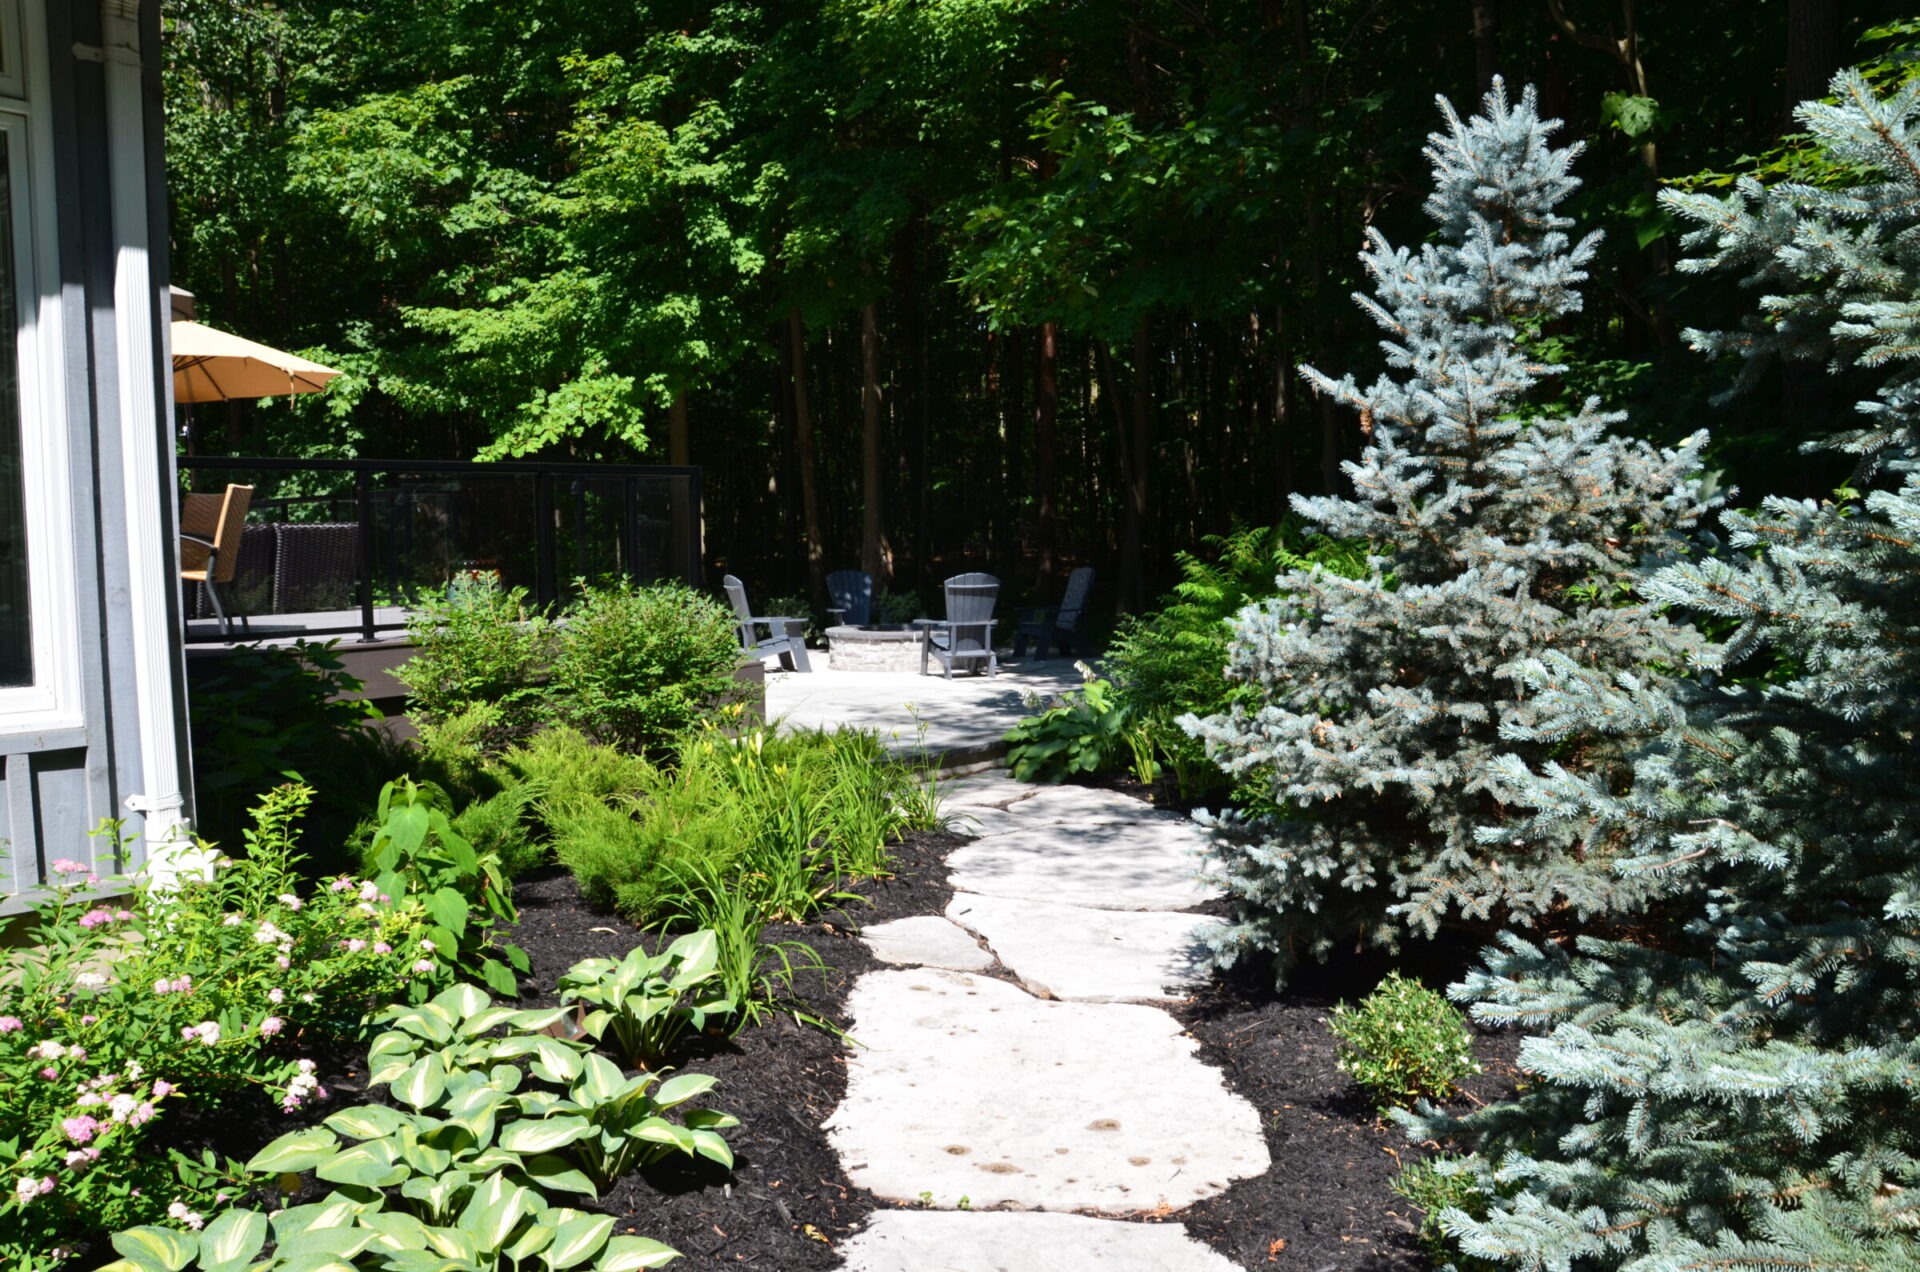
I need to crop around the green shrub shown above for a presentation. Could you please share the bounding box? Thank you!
[187,639,404,863]
[1391,1155,1498,1269]
[396,577,554,747]
[1106,523,1365,798]
[1326,972,1480,1110]
[548,579,742,755]
[1003,677,1155,784]
[0,788,437,1263]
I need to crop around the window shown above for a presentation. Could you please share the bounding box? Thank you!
[0,125,28,688]
[0,3,81,732]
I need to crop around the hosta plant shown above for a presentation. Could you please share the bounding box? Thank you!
[1326,973,1480,1110]
[1003,676,1155,785]
[96,1189,678,1271]
[556,931,734,1069]
[365,983,736,1191]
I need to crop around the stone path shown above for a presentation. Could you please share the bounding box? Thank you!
[828,774,1265,1270]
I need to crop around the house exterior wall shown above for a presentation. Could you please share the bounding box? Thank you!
[0,0,188,914]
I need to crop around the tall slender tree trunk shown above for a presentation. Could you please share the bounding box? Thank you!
[860,288,891,585]
[788,309,825,604]
[667,389,690,466]
[1472,0,1501,92]
[1120,316,1151,613]
[1002,328,1026,578]
[1035,321,1060,588]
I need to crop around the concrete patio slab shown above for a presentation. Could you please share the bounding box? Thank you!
[825,969,1268,1213]
[839,1210,1245,1271]
[862,915,996,972]
[946,894,1222,1002]
[945,823,1219,912]
[765,665,1082,765]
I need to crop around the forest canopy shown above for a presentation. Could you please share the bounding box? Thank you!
[164,0,1908,607]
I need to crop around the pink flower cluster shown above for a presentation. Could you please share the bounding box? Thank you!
[153,974,193,995]
[281,1058,326,1113]
[0,1016,22,1033]
[13,1175,53,1204]
[179,1021,220,1046]
[78,907,133,930]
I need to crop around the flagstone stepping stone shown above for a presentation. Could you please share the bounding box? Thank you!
[862,915,996,972]
[945,822,1219,912]
[825,969,1267,1212]
[945,894,1222,1002]
[839,1210,1245,1271]
[941,773,1046,809]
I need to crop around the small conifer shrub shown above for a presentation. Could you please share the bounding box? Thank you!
[1183,81,1714,978]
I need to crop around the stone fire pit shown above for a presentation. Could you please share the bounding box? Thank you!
[826,624,923,673]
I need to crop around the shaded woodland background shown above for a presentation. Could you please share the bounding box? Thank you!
[164,0,1903,613]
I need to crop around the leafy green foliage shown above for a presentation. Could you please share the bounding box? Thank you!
[0,789,432,1263]
[397,580,555,750]
[557,931,734,1070]
[1326,973,1480,1111]
[363,779,529,999]
[1390,1156,1497,1270]
[186,640,401,863]
[1106,524,1366,798]
[91,981,710,1271]
[547,580,743,756]
[1003,677,1151,784]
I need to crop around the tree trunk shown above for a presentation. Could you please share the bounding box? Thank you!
[1118,315,1151,615]
[1472,0,1501,92]
[1785,0,1841,116]
[667,389,690,467]
[1003,327,1026,578]
[1034,321,1060,588]
[788,309,825,605]
[860,290,891,585]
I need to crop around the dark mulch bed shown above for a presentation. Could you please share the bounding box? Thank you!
[505,833,968,1268]
[152,803,1523,1271]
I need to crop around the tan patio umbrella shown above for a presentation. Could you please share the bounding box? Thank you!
[171,320,341,403]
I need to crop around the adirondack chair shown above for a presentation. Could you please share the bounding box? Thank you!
[825,569,873,627]
[179,483,255,637]
[722,574,812,672]
[1011,565,1095,660]
[915,572,999,678]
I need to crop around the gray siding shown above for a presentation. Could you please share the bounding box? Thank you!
[2,0,183,914]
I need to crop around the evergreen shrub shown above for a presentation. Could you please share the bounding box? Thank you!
[1183,82,1715,978]
[1405,70,1920,1270]
[1326,972,1480,1110]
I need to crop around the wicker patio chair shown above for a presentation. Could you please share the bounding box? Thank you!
[723,574,812,672]
[179,484,254,637]
[1011,565,1095,660]
[916,572,999,678]
[825,569,873,627]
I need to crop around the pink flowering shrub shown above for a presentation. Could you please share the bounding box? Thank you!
[0,783,445,1266]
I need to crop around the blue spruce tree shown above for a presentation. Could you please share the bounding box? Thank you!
[1184,82,1713,976]
[1410,71,1920,1270]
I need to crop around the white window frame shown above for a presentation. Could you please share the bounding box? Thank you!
[0,1,82,734]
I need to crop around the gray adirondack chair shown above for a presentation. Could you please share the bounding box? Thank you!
[1012,566,1095,660]
[916,572,999,678]
[722,574,812,672]
[825,569,873,627]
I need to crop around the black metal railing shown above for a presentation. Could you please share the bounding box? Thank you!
[180,457,702,643]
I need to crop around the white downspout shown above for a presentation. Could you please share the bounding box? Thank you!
[100,0,199,879]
